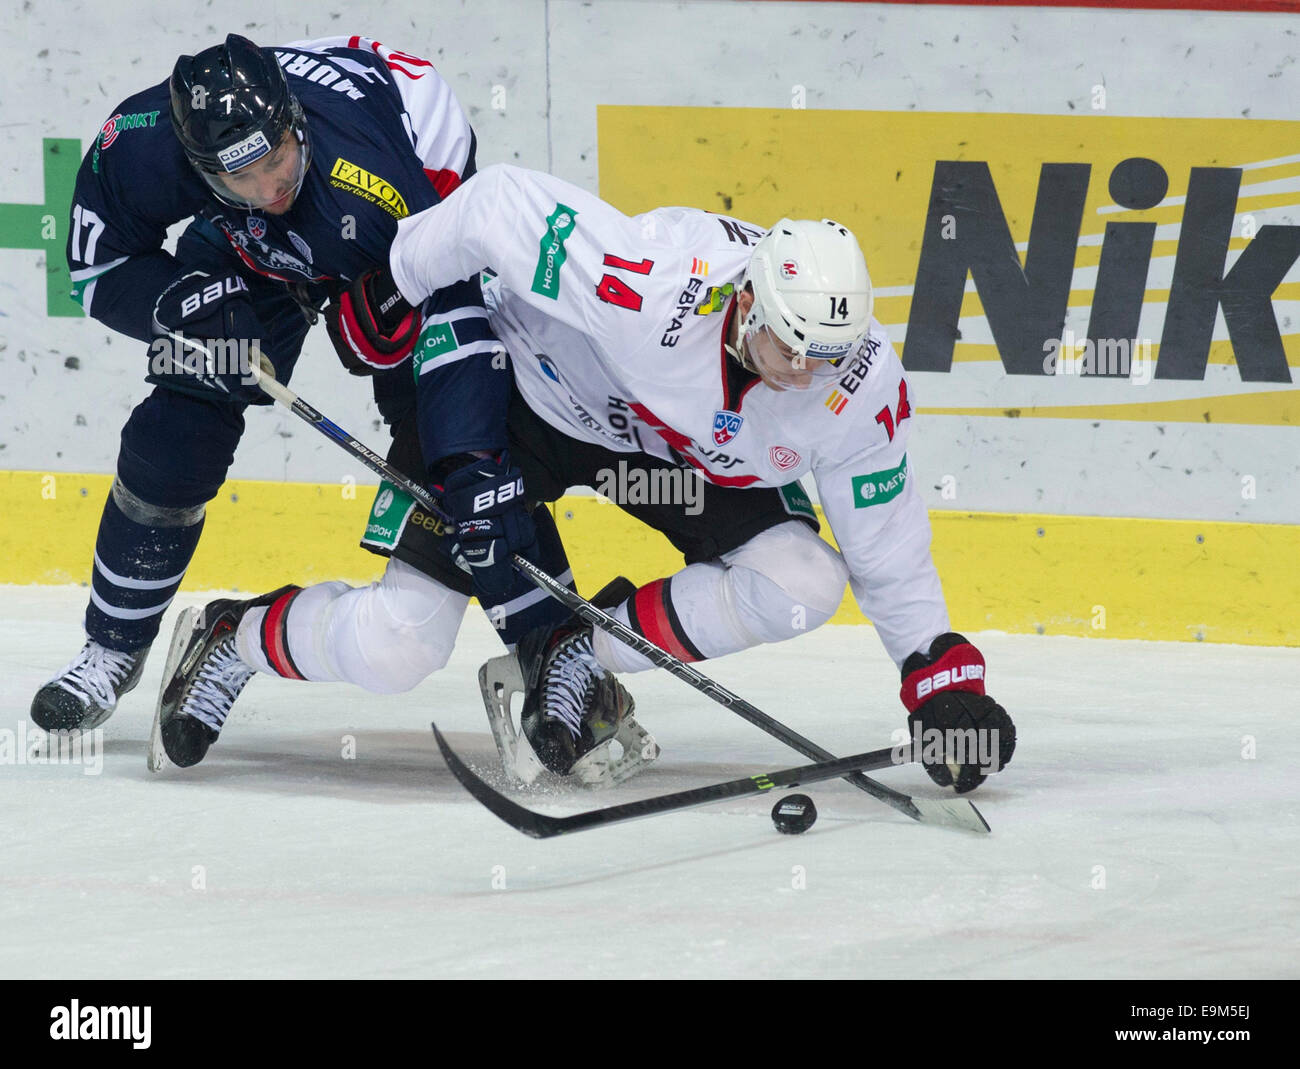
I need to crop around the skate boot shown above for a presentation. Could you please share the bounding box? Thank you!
[148,586,296,770]
[31,641,148,731]
[480,612,659,788]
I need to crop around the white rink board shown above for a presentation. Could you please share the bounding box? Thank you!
[0,587,1295,979]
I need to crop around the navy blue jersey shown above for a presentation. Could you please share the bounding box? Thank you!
[67,36,505,463]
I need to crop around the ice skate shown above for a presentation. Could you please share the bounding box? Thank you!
[480,619,658,789]
[148,587,294,770]
[31,641,147,732]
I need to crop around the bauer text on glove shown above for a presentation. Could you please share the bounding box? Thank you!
[900,632,1016,794]
[149,271,266,402]
[439,453,539,600]
[324,264,421,375]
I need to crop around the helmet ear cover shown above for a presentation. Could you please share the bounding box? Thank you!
[739,218,874,365]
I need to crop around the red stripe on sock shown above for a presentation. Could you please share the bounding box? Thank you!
[261,590,305,680]
[633,580,697,663]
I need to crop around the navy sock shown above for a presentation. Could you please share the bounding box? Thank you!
[84,486,205,652]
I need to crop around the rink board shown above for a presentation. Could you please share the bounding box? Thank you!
[1,470,1294,647]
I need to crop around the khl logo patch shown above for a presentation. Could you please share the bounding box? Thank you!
[712,410,743,446]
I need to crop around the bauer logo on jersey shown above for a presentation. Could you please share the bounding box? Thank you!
[329,158,410,219]
[247,216,268,240]
[218,130,272,172]
[712,410,744,446]
[851,455,907,508]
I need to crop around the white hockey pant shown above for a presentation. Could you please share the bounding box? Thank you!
[234,557,469,694]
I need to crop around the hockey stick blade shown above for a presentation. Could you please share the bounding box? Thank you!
[432,724,986,838]
[909,797,991,834]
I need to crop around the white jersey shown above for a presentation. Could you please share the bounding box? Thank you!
[391,165,949,664]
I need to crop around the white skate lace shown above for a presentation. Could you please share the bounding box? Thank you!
[181,636,255,732]
[542,634,604,738]
[50,643,139,708]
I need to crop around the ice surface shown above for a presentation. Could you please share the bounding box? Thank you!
[1,586,1295,979]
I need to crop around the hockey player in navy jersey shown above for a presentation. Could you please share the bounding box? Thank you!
[34,35,573,754]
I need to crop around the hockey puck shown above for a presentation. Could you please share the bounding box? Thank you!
[771,793,817,834]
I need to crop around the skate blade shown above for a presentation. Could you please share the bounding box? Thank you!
[571,714,661,789]
[478,654,545,786]
[147,606,202,773]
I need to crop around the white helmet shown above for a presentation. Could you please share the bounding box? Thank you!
[739,218,873,362]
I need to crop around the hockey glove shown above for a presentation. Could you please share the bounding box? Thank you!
[900,632,1016,794]
[324,264,421,375]
[150,271,266,403]
[439,452,538,601]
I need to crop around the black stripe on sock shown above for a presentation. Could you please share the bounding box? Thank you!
[661,576,707,662]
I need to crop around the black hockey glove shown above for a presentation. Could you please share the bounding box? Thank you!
[439,452,538,601]
[900,632,1015,794]
[324,264,421,375]
[150,270,266,403]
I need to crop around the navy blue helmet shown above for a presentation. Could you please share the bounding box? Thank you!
[169,34,310,209]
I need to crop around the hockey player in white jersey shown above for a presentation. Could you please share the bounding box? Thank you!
[158,164,1014,794]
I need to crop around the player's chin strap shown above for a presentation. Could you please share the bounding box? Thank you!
[242,351,987,831]
[725,335,754,374]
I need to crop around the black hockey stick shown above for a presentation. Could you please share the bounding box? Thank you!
[431,724,985,839]
[249,363,989,834]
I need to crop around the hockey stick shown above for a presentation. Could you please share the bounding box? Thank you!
[248,361,989,834]
[430,724,980,839]
[435,725,987,838]
[504,556,988,832]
